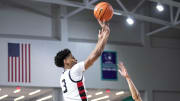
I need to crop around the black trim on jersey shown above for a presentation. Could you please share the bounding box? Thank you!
[80,92,86,97]
[69,71,83,83]
[78,86,85,91]
[77,81,87,101]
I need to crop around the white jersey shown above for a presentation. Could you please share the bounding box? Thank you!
[60,61,87,101]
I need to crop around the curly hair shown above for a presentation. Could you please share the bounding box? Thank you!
[54,48,71,68]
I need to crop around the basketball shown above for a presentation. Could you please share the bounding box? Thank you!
[94,2,114,22]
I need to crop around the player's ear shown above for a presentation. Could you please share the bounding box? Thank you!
[64,59,67,65]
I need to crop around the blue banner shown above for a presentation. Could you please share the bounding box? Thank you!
[101,51,117,80]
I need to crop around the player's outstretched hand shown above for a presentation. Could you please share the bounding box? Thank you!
[98,19,110,39]
[98,19,105,28]
[118,62,129,78]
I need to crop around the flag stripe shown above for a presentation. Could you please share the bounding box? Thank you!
[11,57,13,82]
[18,56,20,82]
[22,44,24,82]
[25,44,27,83]
[15,57,17,82]
[8,57,10,82]
[29,44,31,83]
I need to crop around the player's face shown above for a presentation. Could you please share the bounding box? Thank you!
[65,53,77,68]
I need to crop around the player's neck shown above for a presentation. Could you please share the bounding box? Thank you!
[64,65,71,70]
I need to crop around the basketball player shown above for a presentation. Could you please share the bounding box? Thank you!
[118,62,142,101]
[54,20,110,101]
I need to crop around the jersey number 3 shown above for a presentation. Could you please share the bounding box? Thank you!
[62,79,67,93]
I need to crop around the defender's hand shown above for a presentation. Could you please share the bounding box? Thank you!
[118,62,129,78]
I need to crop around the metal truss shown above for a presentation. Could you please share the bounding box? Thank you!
[30,0,180,36]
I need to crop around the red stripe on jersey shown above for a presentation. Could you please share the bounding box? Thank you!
[77,81,87,101]
[77,81,83,87]
[81,96,87,99]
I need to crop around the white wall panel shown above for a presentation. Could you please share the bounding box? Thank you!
[0,6,52,37]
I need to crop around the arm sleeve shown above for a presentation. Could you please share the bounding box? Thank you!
[69,61,85,82]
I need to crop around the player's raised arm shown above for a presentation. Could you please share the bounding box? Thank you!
[84,20,110,70]
[118,62,142,101]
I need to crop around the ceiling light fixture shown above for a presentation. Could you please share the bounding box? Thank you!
[13,89,21,93]
[36,95,52,101]
[126,17,134,25]
[29,90,41,95]
[0,95,8,100]
[14,96,25,101]
[87,95,92,98]
[91,95,109,101]
[95,91,103,95]
[116,91,125,95]
[156,3,164,12]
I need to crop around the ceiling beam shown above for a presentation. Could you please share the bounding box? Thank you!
[147,20,180,36]
[30,0,180,29]
[116,0,128,12]
[116,9,170,25]
[32,0,86,8]
[65,0,98,18]
[83,0,88,4]
[147,26,170,36]
[31,0,122,16]
[170,6,174,23]
[132,0,145,13]
[174,8,180,23]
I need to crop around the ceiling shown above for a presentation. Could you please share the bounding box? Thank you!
[0,0,180,39]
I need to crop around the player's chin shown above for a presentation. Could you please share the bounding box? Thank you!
[74,60,77,64]
[72,61,77,66]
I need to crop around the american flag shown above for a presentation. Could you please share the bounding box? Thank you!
[8,43,31,83]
